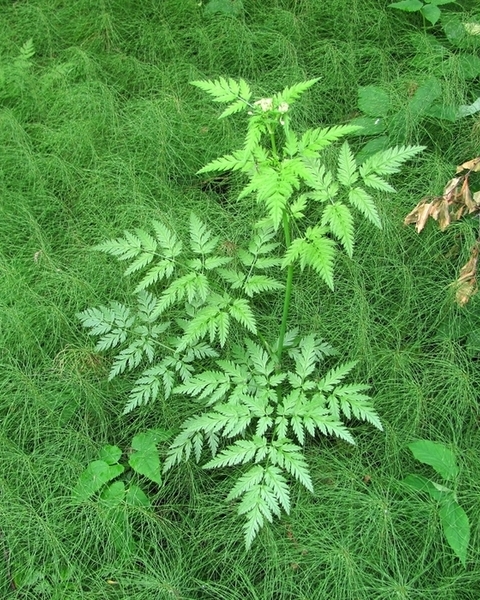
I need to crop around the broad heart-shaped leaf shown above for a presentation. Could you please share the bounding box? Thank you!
[407,77,442,118]
[125,484,151,507]
[98,445,122,465]
[129,431,162,485]
[388,0,423,11]
[358,86,391,117]
[421,3,441,25]
[72,460,124,503]
[457,55,480,80]
[407,440,459,481]
[439,495,470,566]
[100,480,125,508]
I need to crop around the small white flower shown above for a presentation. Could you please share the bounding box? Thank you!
[277,102,289,114]
[280,119,285,126]
[254,97,273,112]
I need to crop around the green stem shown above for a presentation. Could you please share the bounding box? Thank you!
[268,124,278,160]
[276,211,294,365]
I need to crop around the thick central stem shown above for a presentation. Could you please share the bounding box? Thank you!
[276,211,294,365]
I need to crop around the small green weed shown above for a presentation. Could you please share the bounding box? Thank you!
[388,0,456,26]
[77,77,423,548]
[403,440,470,566]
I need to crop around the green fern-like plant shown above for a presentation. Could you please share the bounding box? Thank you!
[77,77,424,547]
[0,39,35,101]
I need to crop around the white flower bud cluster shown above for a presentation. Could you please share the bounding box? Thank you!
[254,97,273,112]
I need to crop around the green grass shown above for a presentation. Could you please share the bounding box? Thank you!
[1,0,480,597]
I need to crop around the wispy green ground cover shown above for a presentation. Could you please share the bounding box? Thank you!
[1,0,479,597]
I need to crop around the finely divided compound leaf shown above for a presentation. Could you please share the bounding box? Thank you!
[274,78,320,105]
[321,203,354,257]
[360,145,425,178]
[189,213,219,254]
[348,187,382,228]
[317,361,358,392]
[203,438,259,468]
[197,150,247,174]
[269,440,313,492]
[242,274,284,297]
[282,227,336,290]
[77,303,134,351]
[125,362,174,414]
[227,465,265,501]
[337,142,359,187]
[299,125,361,157]
[191,77,251,104]
[229,298,257,333]
[333,384,383,430]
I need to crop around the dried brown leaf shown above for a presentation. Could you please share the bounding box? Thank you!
[454,244,479,306]
[461,178,477,213]
[432,198,451,231]
[404,200,434,233]
[443,176,462,199]
[456,157,480,174]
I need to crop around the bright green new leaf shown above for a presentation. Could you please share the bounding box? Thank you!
[321,203,354,257]
[99,445,122,465]
[421,3,441,25]
[129,431,162,485]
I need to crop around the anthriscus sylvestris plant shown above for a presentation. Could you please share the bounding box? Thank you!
[77,77,424,547]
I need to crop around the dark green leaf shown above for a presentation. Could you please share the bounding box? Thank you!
[126,484,151,507]
[408,440,459,481]
[402,474,450,501]
[72,461,124,503]
[100,481,125,507]
[407,77,442,118]
[439,495,470,566]
[358,86,392,117]
[348,116,386,136]
[204,0,243,17]
[388,0,423,11]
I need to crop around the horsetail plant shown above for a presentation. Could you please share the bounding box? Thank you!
[77,77,424,547]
